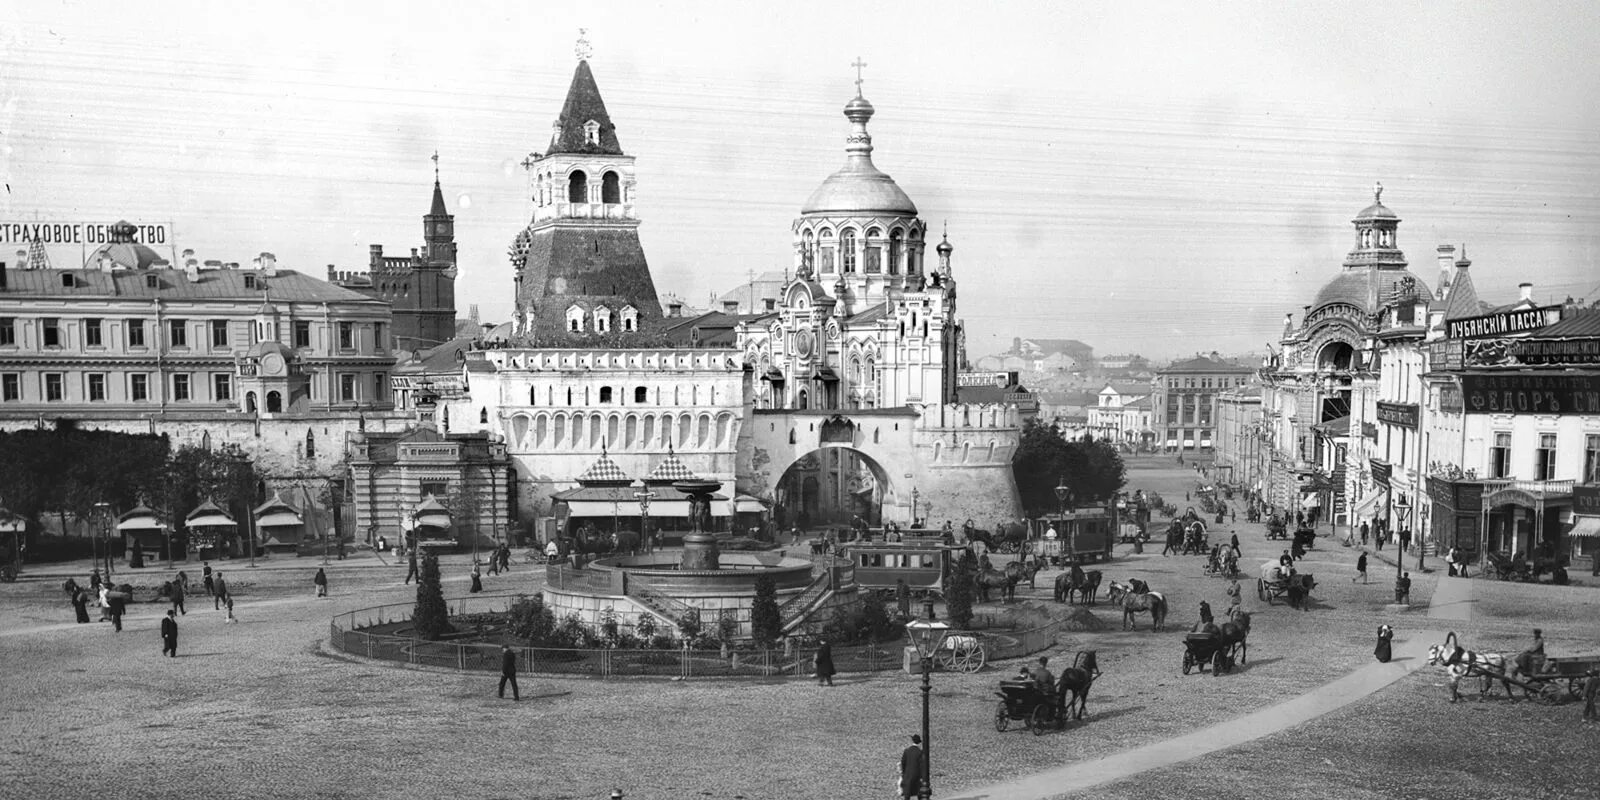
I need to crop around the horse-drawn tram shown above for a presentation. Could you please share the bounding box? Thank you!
[1032,506,1116,565]
[841,540,962,597]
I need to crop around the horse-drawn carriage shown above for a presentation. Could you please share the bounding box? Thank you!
[1427,632,1600,703]
[1484,551,1570,583]
[1264,515,1288,540]
[1257,562,1314,608]
[994,680,1062,735]
[1182,632,1235,675]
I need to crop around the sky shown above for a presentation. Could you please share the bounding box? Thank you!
[4,0,1599,360]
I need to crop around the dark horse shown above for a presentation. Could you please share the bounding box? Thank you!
[1108,581,1167,631]
[1008,558,1043,590]
[1218,611,1251,667]
[1054,650,1101,720]
[1053,565,1103,605]
[976,567,1021,603]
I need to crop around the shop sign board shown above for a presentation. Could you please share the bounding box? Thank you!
[1370,460,1392,487]
[0,220,170,244]
[958,371,1015,388]
[1576,485,1600,517]
[1375,401,1419,429]
[1445,306,1562,340]
[1462,336,1600,368]
[1459,373,1600,415]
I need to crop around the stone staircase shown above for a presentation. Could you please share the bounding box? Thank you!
[778,571,834,634]
[626,581,692,628]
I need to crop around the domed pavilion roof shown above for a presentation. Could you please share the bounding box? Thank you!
[1312,268,1434,313]
[800,91,917,217]
[85,220,166,270]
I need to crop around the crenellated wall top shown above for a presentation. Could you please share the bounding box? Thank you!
[475,348,744,373]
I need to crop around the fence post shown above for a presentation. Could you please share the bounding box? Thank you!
[458,643,466,671]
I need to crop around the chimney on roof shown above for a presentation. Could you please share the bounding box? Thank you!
[1435,244,1455,297]
[764,298,775,311]
[327,265,337,281]
[0,260,7,290]
[204,260,223,269]
[13,249,26,268]
[723,300,740,314]
[259,252,278,277]
[182,248,195,260]
[224,262,239,270]
[1519,282,1533,303]
[184,259,200,282]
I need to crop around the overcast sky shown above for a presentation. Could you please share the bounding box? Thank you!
[4,1,1598,359]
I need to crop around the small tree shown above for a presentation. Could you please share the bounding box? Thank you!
[635,612,658,641]
[412,552,453,640]
[750,574,782,647]
[946,550,977,629]
[717,608,739,643]
[678,608,704,645]
[599,608,621,647]
[509,594,557,645]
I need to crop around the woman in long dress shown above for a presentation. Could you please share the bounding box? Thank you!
[814,639,835,686]
[1374,624,1393,663]
[469,562,483,594]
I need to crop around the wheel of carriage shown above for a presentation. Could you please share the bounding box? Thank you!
[994,700,1010,732]
[1537,682,1566,705]
[941,637,986,673]
[1256,578,1267,601]
[1030,705,1051,736]
[1213,650,1229,675]
[1569,676,1589,698]
[1182,650,1195,675]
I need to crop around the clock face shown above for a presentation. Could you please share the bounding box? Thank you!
[261,352,285,376]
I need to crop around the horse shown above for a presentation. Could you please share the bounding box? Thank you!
[1054,565,1103,605]
[1284,573,1315,610]
[1183,521,1207,555]
[1107,581,1167,631]
[1005,559,1042,590]
[975,567,1020,604]
[1054,650,1101,720]
[1217,611,1251,667]
[1427,631,1513,702]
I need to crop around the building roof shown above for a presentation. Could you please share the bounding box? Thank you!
[1158,355,1254,374]
[1310,267,1434,314]
[800,93,917,216]
[429,180,449,217]
[645,451,699,483]
[1530,308,1600,337]
[0,267,383,305]
[660,310,765,348]
[846,302,893,325]
[547,60,622,156]
[516,226,666,346]
[715,270,789,312]
[575,451,631,485]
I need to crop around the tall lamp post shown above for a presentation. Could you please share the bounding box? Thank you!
[634,482,656,554]
[910,486,919,529]
[1054,477,1074,563]
[1394,493,1412,580]
[93,501,114,581]
[904,600,950,800]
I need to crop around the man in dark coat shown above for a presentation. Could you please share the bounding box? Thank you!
[213,572,229,610]
[108,592,125,632]
[72,587,91,623]
[202,562,214,598]
[498,644,520,700]
[405,551,419,585]
[814,639,836,686]
[1354,552,1368,584]
[899,734,925,799]
[170,577,185,615]
[160,610,178,657]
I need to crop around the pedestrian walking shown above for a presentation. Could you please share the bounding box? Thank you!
[1225,579,1242,618]
[336,537,346,560]
[498,644,520,701]
[213,572,229,610]
[72,587,91,623]
[501,544,512,572]
[405,551,419,584]
[1359,520,1370,546]
[108,591,125,632]
[1583,670,1599,723]
[224,596,238,624]
[1374,624,1393,663]
[469,562,483,594]
[814,638,836,686]
[313,568,328,598]
[1229,533,1240,557]
[202,562,214,598]
[1399,528,1412,553]
[170,575,186,615]
[1354,552,1368,584]
[89,568,102,592]
[899,734,925,799]
[487,551,500,576]
[160,609,178,657]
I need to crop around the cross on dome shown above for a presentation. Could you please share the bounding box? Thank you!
[852,57,868,96]
[576,28,592,61]
[1374,181,1383,204]
[431,150,440,182]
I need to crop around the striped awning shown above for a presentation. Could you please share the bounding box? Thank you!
[117,515,165,531]
[1569,517,1600,539]
[256,511,303,528]
[184,514,234,529]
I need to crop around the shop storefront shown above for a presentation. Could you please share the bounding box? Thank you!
[1481,482,1572,561]
[1428,478,1483,560]
[1570,485,1600,565]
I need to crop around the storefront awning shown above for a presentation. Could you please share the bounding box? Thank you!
[1351,489,1388,521]
[734,495,768,514]
[1568,516,1600,539]
[1301,495,1321,508]
[256,511,303,528]
[183,514,234,529]
[566,499,731,518]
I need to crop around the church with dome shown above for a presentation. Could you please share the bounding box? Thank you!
[444,54,1023,535]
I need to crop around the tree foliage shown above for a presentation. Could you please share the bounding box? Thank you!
[750,573,782,646]
[412,552,453,640]
[0,425,168,525]
[1011,420,1127,516]
[165,443,265,555]
[945,550,977,629]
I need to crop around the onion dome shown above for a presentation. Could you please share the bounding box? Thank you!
[801,91,917,216]
[936,231,953,257]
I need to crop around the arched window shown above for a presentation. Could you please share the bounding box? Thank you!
[529,387,537,406]
[888,230,902,275]
[819,228,835,273]
[479,407,488,424]
[595,307,612,333]
[583,120,601,145]
[602,171,621,204]
[841,229,857,273]
[600,386,613,404]
[621,306,638,332]
[568,170,588,203]
[266,391,282,413]
[908,229,922,274]
[566,305,585,332]
[634,386,648,404]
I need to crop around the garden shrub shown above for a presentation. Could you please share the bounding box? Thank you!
[412,553,453,640]
[750,574,781,646]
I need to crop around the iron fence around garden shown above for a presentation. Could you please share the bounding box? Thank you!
[329,595,1062,680]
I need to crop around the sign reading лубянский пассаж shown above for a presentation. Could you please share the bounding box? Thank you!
[1458,373,1600,415]
[1,221,170,245]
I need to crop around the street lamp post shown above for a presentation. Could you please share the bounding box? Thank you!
[92,501,113,581]
[1054,477,1074,563]
[634,483,656,554]
[910,486,919,529]
[904,600,950,800]
[1394,493,1412,580]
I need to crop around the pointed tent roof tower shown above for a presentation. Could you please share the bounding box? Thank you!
[1443,245,1483,320]
[645,446,700,484]
[429,151,450,217]
[547,59,623,156]
[575,445,632,486]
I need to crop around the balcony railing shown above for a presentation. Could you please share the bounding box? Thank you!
[1480,479,1576,498]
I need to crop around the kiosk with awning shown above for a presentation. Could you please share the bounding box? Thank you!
[254,493,305,554]
[550,450,730,540]
[408,495,456,552]
[183,499,235,560]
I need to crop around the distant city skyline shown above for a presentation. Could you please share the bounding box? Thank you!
[5,1,1598,358]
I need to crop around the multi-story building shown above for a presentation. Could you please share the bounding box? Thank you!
[1086,384,1153,449]
[1214,385,1264,490]
[1153,354,1254,453]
